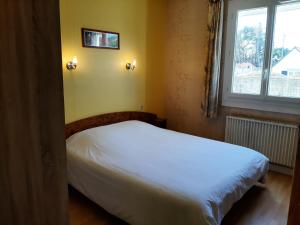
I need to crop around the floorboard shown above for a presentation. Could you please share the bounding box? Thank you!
[69,171,292,225]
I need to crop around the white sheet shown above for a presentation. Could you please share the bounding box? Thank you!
[67,120,269,225]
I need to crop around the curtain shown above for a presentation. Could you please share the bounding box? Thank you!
[203,0,224,118]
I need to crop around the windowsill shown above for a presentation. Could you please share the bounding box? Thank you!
[222,96,300,115]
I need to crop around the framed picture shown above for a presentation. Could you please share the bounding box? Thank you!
[81,28,120,50]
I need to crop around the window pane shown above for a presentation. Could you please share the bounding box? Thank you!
[268,3,300,98]
[232,8,267,95]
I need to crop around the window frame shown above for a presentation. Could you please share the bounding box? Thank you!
[222,0,300,115]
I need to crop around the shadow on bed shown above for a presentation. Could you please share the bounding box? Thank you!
[69,185,129,225]
[68,183,268,225]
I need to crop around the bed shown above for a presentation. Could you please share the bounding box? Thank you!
[66,112,269,225]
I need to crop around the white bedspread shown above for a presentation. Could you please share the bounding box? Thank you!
[67,120,269,225]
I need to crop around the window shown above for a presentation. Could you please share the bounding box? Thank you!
[223,0,300,115]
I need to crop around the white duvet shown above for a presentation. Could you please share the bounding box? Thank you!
[67,120,269,225]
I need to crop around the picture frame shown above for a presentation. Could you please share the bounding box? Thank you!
[81,28,120,50]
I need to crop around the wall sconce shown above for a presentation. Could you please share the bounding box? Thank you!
[66,56,78,71]
[126,59,136,71]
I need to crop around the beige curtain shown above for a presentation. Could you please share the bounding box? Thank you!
[203,0,224,118]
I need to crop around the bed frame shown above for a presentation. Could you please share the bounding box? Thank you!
[65,111,164,138]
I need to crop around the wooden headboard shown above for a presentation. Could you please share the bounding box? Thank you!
[65,111,159,138]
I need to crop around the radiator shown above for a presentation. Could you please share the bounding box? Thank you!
[225,116,299,168]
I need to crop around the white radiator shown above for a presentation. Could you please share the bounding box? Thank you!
[225,116,299,168]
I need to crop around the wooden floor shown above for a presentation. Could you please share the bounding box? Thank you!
[69,171,292,225]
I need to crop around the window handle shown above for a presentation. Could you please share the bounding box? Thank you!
[263,69,269,81]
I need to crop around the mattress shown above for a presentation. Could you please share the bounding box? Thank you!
[67,120,269,225]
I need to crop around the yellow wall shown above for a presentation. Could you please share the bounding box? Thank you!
[60,0,166,123]
[145,0,167,117]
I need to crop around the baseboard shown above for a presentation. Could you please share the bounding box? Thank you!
[269,163,294,176]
